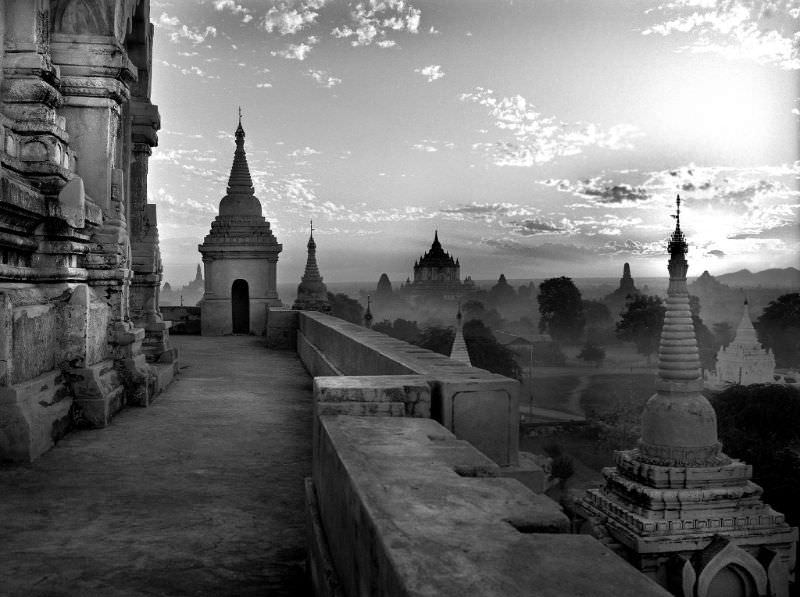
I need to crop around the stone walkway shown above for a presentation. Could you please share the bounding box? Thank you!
[0,336,313,597]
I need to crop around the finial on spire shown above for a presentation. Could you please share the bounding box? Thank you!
[364,295,373,328]
[310,219,314,238]
[667,194,687,256]
[238,105,242,126]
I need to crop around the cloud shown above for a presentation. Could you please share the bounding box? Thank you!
[513,218,567,235]
[256,82,273,88]
[415,64,445,82]
[263,0,327,35]
[157,60,220,80]
[332,0,421,47]
[289,146,322,157]
[541,177,651,205]
[212,0,252,22]
[459,87,642,166]
[643,0,800,69]
[271,37,318,60]
[307,69,342,88]
[482,239,599,262]
[411,138,455,152]
[157,13,217,44]
[706,249,726,257]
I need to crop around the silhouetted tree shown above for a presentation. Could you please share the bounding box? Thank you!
[616,295,664,362]
[537,277,585,345]
[462,300,503,330]
[712,321,735,349]
[372,318,420,343]
[463,319,521,379]
[755,293,800,368]
[712,384,800,525]
[414,326,454,355]
[578,342,605,367]
[327,292,363,325]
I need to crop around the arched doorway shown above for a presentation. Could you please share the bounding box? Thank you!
[231,279,249,334]
[706,564,757,597]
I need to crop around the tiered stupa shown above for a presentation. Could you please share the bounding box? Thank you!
[198,112,282,335]
[449,304,472,366]
[581,197,796,597]
[713,300,776,386]
[292,222,330,312]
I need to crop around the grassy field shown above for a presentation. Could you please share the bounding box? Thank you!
[521,370,656,494]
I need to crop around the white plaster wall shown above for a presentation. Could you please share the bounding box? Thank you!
[204,258,278,299]
[201,257,281,335]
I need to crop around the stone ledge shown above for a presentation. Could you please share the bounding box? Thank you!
[310,415,671,597]
[297,311,519,467]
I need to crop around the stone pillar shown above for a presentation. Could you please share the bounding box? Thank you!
[1,1,72,190]
[50,26,157,413]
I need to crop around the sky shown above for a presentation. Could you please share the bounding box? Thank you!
[148,0,799,286]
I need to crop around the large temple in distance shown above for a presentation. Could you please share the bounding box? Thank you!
[402,231,472,301]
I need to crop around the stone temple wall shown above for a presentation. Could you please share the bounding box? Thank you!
[0,0,176,462]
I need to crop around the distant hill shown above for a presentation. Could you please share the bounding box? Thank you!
[715,267,800,289]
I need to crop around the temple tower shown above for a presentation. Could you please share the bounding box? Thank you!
[199,114,282,335]
[713,300,776,386]
[292,222,330,312]
[580,197,796,597]
[604,261,640,317]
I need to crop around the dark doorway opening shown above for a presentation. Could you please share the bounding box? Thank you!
[231,279,250,334]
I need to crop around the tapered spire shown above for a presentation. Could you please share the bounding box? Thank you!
[364,295,373,328]
[301,220,322,283]
[218,110,261,217]
[292,221,330,312]
[639,195,721,466]
[449,302,472,366]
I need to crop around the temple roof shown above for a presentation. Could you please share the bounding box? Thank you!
[416,231,459,269]
[218,114,262,218]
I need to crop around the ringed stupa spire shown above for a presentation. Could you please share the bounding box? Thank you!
[219,107,259,217]
[292,220,330,312]
[639,194,720,465]
[579,196,797,595]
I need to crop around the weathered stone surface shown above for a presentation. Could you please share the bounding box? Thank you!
[0,369,72,462]
[266,307,299,349]
[69,360,124,427]
[310,415,670,597]
[298,311,519,466]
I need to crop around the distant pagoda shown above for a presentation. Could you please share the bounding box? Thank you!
[604,262,639,317]
[198,112,282,335]
[580,196,796,597]
[713,300,775,386]
[292,222,330,313]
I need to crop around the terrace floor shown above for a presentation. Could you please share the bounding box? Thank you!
[0,336,313,597]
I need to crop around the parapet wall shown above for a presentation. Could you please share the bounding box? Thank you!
[307,414,672,597]
[295,310,519,467]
